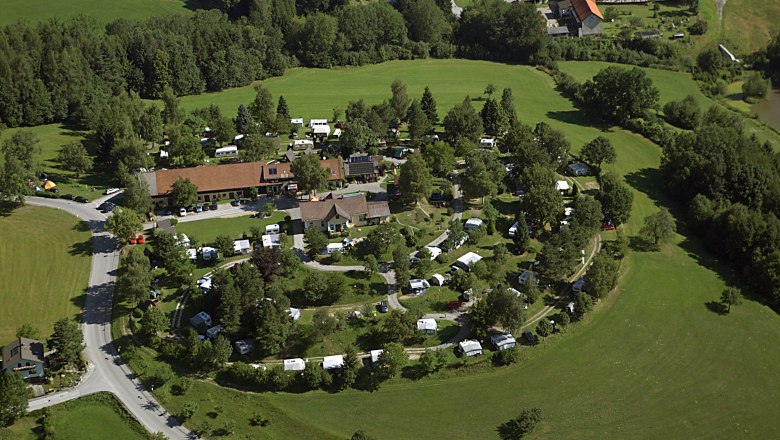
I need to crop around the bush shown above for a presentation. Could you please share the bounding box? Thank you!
[663,95,701,129]
[435,254,448,264]
[689,20,708,35]
[742,72,769,101]
[492,347,519,366]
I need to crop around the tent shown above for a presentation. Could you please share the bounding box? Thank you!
[370,349,384,365]
[416,318,438,334]
[284,358,306,371]
[43,180,56,190]
[453,252,482,272]
[322,355,344,370]
[430,273,445,286]
[289,307,301,321]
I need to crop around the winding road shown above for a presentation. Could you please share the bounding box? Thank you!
[25,196,195,439]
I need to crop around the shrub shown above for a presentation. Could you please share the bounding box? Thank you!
[742,72,769,101]
[689,20,708,35]
[663,95,701,129]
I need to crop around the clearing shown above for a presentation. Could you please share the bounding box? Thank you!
[0,205,91,344]
[0,0,206,27]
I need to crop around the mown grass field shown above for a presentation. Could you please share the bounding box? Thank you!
[0,393,147,440]
[0,0,205,27]
[0,206,91,344]
[0,124,108,200]
[119,59,780,438]
[175,210,288,244]
[722,0,780,54]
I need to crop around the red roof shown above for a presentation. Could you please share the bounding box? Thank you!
[571,0,603,20]
[151,162,263,196]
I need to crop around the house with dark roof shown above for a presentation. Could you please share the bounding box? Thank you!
[140,162,264,207]
[300,194,390,233]
[2,337,46,381]
[344,154,384,182]
[551,0,602,36]
[260,158,343,195]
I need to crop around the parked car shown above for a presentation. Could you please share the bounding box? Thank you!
[179,207,187,217]
[409,257,421,264]
[129,236,137,244]
[429,191,444,202]
[104,188,120,195]
[60,194,74,200]
[75,196,88,203]
[377,300,389,313]
[602,221,616,231]
[210,203,218,211]
[136,234,145,244]
[195,204,203,213]
[202,204,210,211]
[102,204,116,213]
[523,331,537,344]
[231,199,241,207]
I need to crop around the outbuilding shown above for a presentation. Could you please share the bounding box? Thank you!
[416,318,438,334]
[459,339,483,357]
[490,333,517,351]
[190,311,212,329]
[284,358,306,371]
[233,239,251,255]
[322,355,345,370]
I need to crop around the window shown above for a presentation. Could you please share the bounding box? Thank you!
[268,168,277,175]
[320,221,325,227]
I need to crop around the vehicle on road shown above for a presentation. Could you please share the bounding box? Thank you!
[75,196,88,203]
[196,203,203,213]
[377,300,389,313]
[104,188,120,195]
[210,203,218,210]
[179,207,187,217]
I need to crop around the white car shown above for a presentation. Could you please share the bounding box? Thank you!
[179,207,187,217]
[104,188,120,195]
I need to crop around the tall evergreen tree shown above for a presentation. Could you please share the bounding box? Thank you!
[48,318,84,370]
[0,372,28,427]
[235,104,254,134]
[421,86,438,124]
[277,95,290,118]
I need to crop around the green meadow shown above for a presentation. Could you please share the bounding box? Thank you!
[0,0,206,27]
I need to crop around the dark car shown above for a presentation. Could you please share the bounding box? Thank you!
[75,196,89,203]
[523,331,537,344]
[210,203,218,210]
[202,204,210,211]
[377,300,389,313]
[60,194,74,200]
[231,199,241,207]
[429,192,444,202]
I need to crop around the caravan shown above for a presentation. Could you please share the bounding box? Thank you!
[215,146,238,158]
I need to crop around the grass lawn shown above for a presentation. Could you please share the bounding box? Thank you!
[0,206,91,344]
[175,211,288,244]
[722,0,780,54]
[0,0,208,27]
[0,393,147,440]
[0,124,109,200]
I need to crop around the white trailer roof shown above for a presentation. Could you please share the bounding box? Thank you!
[322,355,344,370]
[283,358,306,371]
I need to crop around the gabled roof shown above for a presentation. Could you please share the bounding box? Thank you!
[300,194,369,222]
[142,162,264,197]
[571,0,603,20]
[2,338,45,365]
[261,158,343,183]
[367,201,391,218]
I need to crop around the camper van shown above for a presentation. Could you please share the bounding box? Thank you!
[215,146,238,158]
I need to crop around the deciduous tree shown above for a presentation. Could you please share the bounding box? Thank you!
[720,287,743,313]
[497,407,542,440]
[580,136,616,172]
[106,207,142,242]
[444,98,483,147]
[48,318,83,370]
[0,372,28,427]
[291,153,329,196]
[170,177,198,208]
[639,208,676,249]
[57,142,93,177]
[399,153,433,205]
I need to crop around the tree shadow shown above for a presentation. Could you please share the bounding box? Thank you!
[705,301,728,316]
[628,235,656,252]
[624,167,666,206]
[0,200,19,217]
[70,238,94,256]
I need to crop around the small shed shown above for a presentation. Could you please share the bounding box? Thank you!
[206,325,223,340]
[459,339,483,357]
[453,252,483,272]
[556,180,570,194]
[289,307,301,321]
[322,355,345,370]
[261,234,281,249]
[490,333,517,351]
[284,358,306,371]
[370,349,384,365]
[464,217,484,230]
[430,273,445,286]
[416,318,438,334]
[233,239,251,255]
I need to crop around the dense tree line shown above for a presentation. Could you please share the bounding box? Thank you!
[660,100,780,307]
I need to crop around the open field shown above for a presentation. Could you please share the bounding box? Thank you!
[722,0,780,54]
[0,0,206,27]
[0,124,108,200]
[0,393,146,440]
[0,206,91,344]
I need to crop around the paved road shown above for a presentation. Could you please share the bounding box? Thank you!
[26,196,195,440]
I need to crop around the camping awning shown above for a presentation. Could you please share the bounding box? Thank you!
[43,180,56,190]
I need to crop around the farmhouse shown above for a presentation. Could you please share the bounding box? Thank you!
[300,194,390,233]
[417,318,438,334]
[551,0,603,36]
[344,154,383,182]
[139,162,263,208]
[2,337,45,381]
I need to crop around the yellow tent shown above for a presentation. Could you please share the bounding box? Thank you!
[43,180,56,190]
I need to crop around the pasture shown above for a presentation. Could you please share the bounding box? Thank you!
[0,0,205,27]
[0,206,91,344]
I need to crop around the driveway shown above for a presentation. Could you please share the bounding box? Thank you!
[26,196,195,439]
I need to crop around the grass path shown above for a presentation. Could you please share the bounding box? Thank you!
[0,206,91,343]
